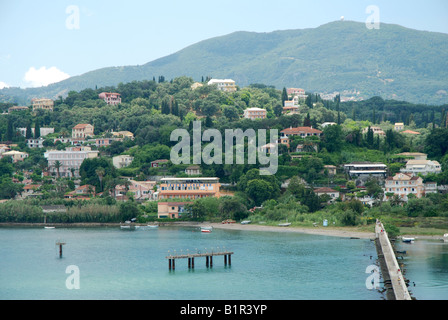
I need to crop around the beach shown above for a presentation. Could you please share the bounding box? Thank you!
[208,222,376,239]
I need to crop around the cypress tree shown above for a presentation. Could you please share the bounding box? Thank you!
[34,119,41,138]
[25,122,32,139]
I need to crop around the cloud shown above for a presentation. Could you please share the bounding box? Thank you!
[0,81,9,89]
[24,66,70,87]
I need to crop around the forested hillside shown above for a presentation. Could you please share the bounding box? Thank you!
[1,21,448,105]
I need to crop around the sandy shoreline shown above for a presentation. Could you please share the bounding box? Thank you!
[207,222,376,239]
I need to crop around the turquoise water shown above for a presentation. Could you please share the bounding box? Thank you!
[396,239,448,300]
[0,226,382,300]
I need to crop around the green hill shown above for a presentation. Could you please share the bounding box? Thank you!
[2,20,447,105]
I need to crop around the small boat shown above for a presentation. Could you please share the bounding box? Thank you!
[201,226,213,233]
[402,237,415,243]
[147,225,159,229]
[44,226,55,229]
[241,220,251,225]
[278,223,291,227]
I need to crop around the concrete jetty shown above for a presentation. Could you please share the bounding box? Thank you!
[375,221,412,300]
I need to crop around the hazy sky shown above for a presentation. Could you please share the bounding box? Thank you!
[1,0,447,88]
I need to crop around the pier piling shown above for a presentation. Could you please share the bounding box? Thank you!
[166,249,234,270]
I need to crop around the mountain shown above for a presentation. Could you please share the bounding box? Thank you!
[2,20,448,105]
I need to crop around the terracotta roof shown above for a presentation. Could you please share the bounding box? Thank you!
[73,124,93,129]
[281,127,323,135]
[314,187,338,193]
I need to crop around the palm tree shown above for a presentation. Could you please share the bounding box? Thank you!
[53,160,62,178]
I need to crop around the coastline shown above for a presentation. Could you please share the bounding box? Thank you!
[208,222,376,239]
[0,221,442,240]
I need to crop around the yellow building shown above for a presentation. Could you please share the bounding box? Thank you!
[158,177,221,200]
[32,98,54,112]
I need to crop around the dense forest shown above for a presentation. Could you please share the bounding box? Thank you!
[0,76,447,230]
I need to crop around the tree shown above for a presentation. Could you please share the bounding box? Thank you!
[366,126,374,146]
[322,125,343,152]
[303,113,311,127]
[246,179,274,206]
[95,167,105,191]
[25,121,33,139]
[34,119,41,138]
[281,87,288,106]
[53,160,62,178]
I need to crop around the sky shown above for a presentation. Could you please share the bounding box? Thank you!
[1,0,447,89]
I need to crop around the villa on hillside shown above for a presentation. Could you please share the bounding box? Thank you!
[280,126,323,138]
[72,124,94,139]
[400,159,442,176]
[99,92,122,105]
[244,107,267,120]
[32,98,54,112]
[207,79,237,92]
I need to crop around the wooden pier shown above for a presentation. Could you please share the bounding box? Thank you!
[166,249,234,270]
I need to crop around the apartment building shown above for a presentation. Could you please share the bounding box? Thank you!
[385,172,437,201]
[243,107,267,120]
[112,155,134,169]
[344,162,388,184]
[32,98,54,112]
[98,92,122,105]
[400,159,442,176]
[44,147,99,178]
[72,124,94,139]
[207,79,237,92]
[158,177,221,200]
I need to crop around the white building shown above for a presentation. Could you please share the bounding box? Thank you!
[344,162,387,185]
[44,147,99,178]
[207,79,237,92]
[26,138,44,148]
[112,155,134,169]
[17,127,54,138]
[400,160,442,176]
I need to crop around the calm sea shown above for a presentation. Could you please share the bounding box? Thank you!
[1,226,384,300]
[396,239,448,300]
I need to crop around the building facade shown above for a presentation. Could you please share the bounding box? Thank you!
[72,124,94,139]
[44,147,99,178]
[384,172,437,201]
[280,126,323,138]
[158,177,221,200]
[99,92,122,105]
[207,79,237,92]
[32,98,54,112]
[400,160,442,176]
[243,107,267,120]
[344,162,388,185]
[112,155,134,169]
